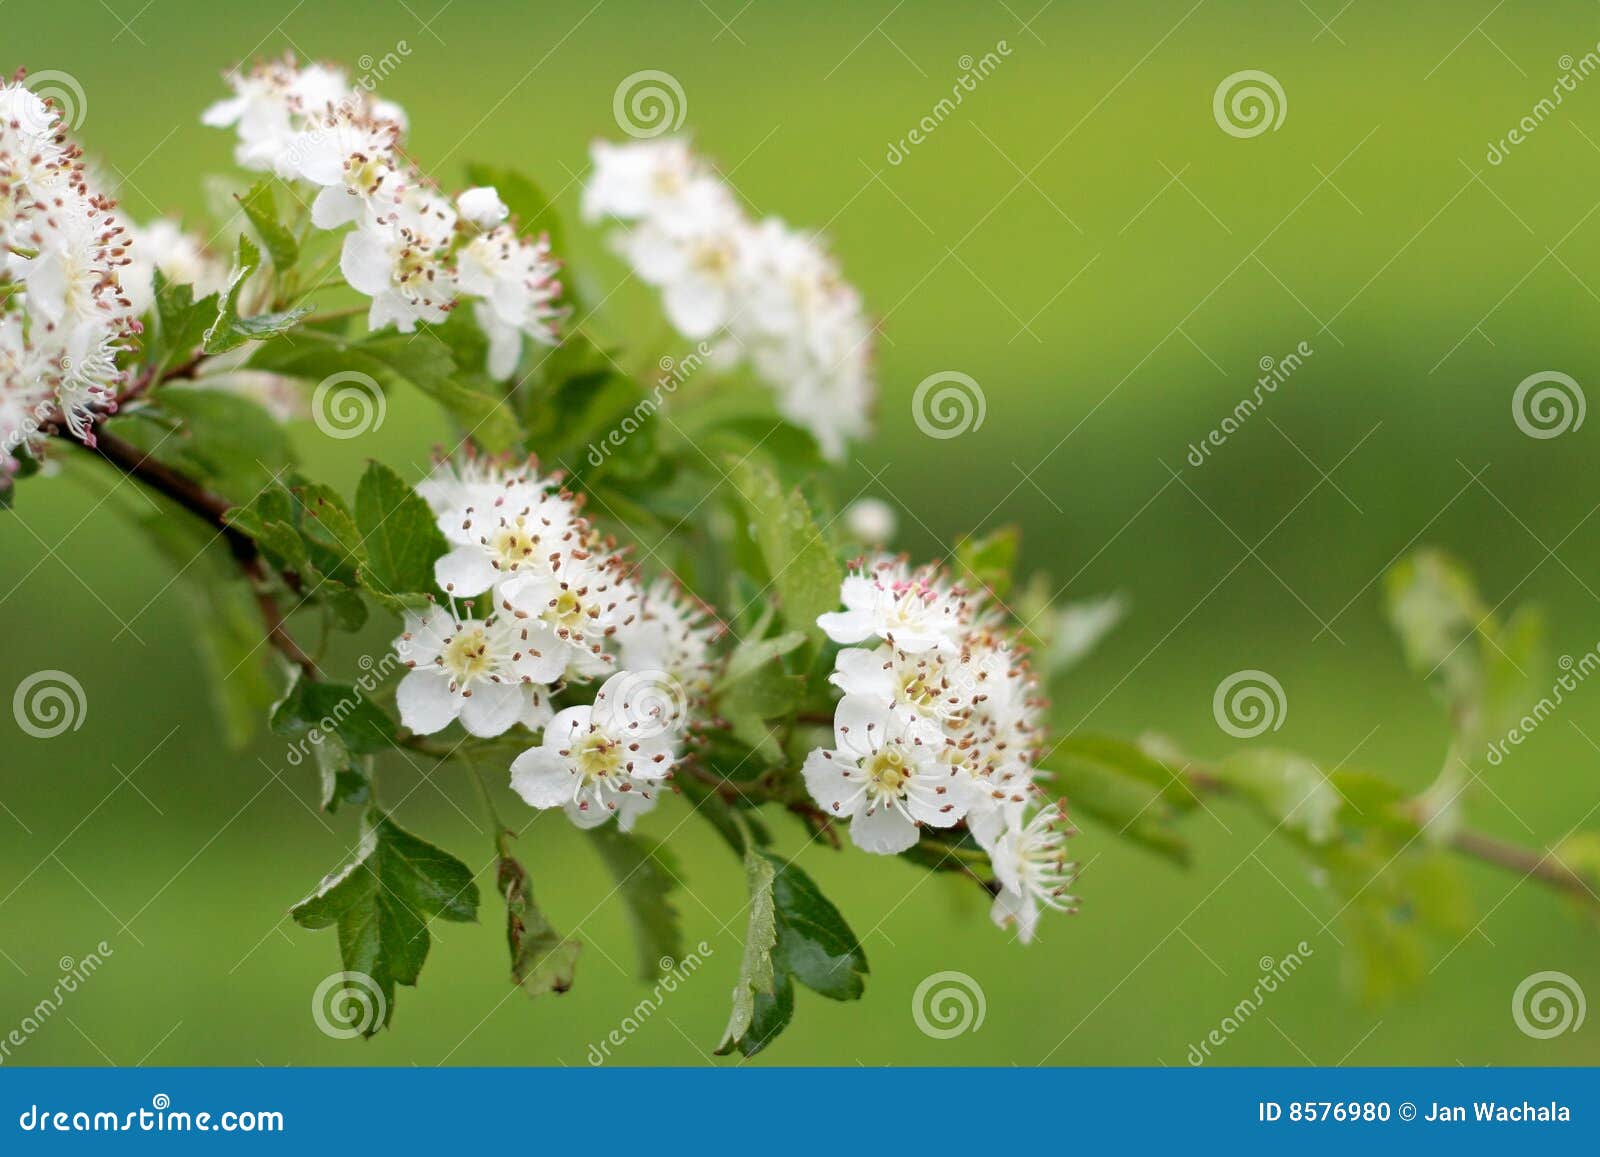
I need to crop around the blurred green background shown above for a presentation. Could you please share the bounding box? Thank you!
[4,0,1600,1066]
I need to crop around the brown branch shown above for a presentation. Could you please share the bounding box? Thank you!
[73,427,318,679]
[1447,827,1595,900]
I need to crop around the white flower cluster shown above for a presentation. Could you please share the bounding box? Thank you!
[806,555,1077,943]
[0,77,139,473]
[203,57,563,379]
[393,453,721,831]
[582,138,875,460]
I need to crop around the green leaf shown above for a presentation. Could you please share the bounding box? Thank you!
[203,234,262,354]
[291,809,479,1034]
[128,498,280,748]
[716,846,867,1057]
[498,852,581,998]
[1216,749,1342,846]
[727,458,842,640]
[150,271,217,374]
[463,163,567,253]
[355,461,449,601]
[586,826,684,981]
[1041,735,1192,865]
[271,671,397,755]
[118,387,295,505]
[310,733,371,814]
[717,846,779,1056]
[768,856,868,1001]
[1384,549,1544,758]
[237,179,299,271]
[954,525,1021,603]
[296,482,366,584]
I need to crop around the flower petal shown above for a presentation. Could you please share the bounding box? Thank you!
[850,803,919,854]
[510,746,574,809]
[395,668,459,735]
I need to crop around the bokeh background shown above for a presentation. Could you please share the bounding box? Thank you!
[4,0,1600,1066]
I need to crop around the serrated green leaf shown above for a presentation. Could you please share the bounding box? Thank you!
[237,179,299,271]
[727,458,842,640]
[355,461,449,600]
[768,855,868,1001]
[271,671,397,755]
[586,825,684,981]
[717,846,779,1055]
[292,809,478,1033]
[114,387,294,505]
[150,271,217,375]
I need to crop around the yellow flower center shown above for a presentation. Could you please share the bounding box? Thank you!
[864,748,910,797]
[489,519,539,571]
[441,626,492,682]
[572,731,623,782]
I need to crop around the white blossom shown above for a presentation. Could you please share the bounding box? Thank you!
[508,672,679,830]
[801,696,972,854]
[988,803,1077,944]
[817,556,969,654]
[392,605,562,737]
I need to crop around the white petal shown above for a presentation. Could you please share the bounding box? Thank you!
[395,668,459,735]
[829,646,896,701]
[340,228,394,296]
[312,184,364,230]
[613,785,660,832]
[802,748,862,819]
[434,545,499,597]
[510,747,574,809]
[816,609,873,645]
[458,681,528,737]
[661,277,728,339]
[394,606,451,665]
[833,694,892,757]
[850,804,919,854]
[905,766,970,828]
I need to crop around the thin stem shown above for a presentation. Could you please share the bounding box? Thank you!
[1447,827,1595,900]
